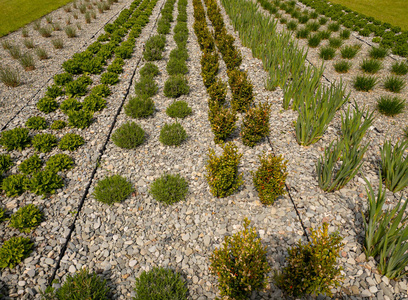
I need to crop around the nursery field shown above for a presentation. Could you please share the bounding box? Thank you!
[0,0,408,299]
[0,0,74,37]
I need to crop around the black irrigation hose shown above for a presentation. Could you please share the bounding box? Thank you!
[0,2,130,133]
[46,0,166,287]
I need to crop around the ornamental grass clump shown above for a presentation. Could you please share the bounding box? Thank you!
[166,101,192,119]
[35,47,49,60]
[253,152,287,205]
[307,34,321,48]
[369,46,388,59]
[206,142,243,198]
[93,174,133,205]
[133,267,188,300]
[363,175,408,279]
[210,218,270,300]
[19,154,42,174]
[391,61,408,76]
[334,61,351,73]
[380,139,408,193]
[360,59,382,74]
[149,174,188,205]
[319,46,336,60]
[0,127,31,151]
[159,123,187,146]
[340,45,359,59]
[0,65,21,87]
[9,204,43,233]
[112,122,145,149]
[328,37,343,49]
[241,102,271,147]
[228,69,254,112]
[19,53,35,71]
[0,237,33,269]
[353,75,377,92]
[377,96,405,116]
[384,76,405,93]
[275,223,343,297]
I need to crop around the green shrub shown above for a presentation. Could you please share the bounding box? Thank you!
[19,154,42,174]
[208,104,237,144]
[210,218,270,300]
[111,122,145,149]
[353,75,377,91]
[307,34,321,48]
[208,78,227,108]
[0,127,31,151]
[328,37,343,49]
[296,27,310,39]
[166,58,188,75]
[93,174,133,204]
[101,72,119,85]
[60,98,82,114]
[59,133,84,151]
[55,269,110,300]
[65,76,92,97]
[360,59,382,74]
[157,18,171,35]
[319,46,336,60]
[0,154,13,174]
[83,94,107,112]
[0,237,33,269]
[228,69,254,112]
[51,120,67,130]
[107,58,124,74]
[45,153,74,172]
[384,76,405,93]
[166,101,192,119]
[149,174,188,205]
[369,46,388,59]
[327,22,340,32]
[206,142,243,198]
[27,170,63,197]
[67,109,93,129]
[133,267,188,300]
[0,65,21,87]
[26,116,47,130]
[377,96,405,116]
[339,29,350,39]
[9,204,43,233]
[45,84,65,99]
[253,152,287,205]
[334,60,351,73]
[125,96,154,119]
[143,35,166,61]
[201,50,219,88]
[340,45,360,59]
[159,123,187,146]
[91,84,111,97]
[275,223,343,297]
[0,207,6,223]
[391,61,408,75]
[1,174,28,197]
[32,133,57,153]
[170,48,188,61]
[241,102,271,147]
[135,76,158,98]
[139,62,160,78]
[37,97,59,113]
[163,75,189,98]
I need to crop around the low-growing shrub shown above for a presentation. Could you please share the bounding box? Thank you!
[32,133,57,153]
[360,59,382,74]
[111,122,145,149]
[208,78,227,108]
[384,76,405,93]
[9,204,43,233]
[107,58,125,74]
[0,65,21,87]
[54,72,73,86]
[149,174,188,205]
[228,69,254,112]
[0,237,33,269]
[163,75,189,98]
[83,94,107,112]
[19,154,42,174]
[0,127,31,151]
[26,116,47,130]
[46,153,74,172]
[210,218,270,300]
[67,109,93,129]
[369,46,388,59]
[27,170,63,197]
[45,84,64,99]
[201,51,219,88]
[391,61,408,75]
[124,96,154,119]
[65,76,92,97]
[275,223,343,297]
[377,96,405,116]
[0,207,6,223]
[206,142,243,198]
[170,48,188,61]
[241,102,271,147]
[159,123,187,146]
[167,58,188,75]
[59,133,84,151]
[208,104,237,144]
[135,76,158,98]
[60,98,82,114]
[50,120,67,130]
[93,174,133,204]
[139,62,159,78]
[307,34,321,48]
[37,97,58,113]
[143,34,166,61]
[334,61,352,73]
[0,154,13,174]
[353,75,377,92]
[100,72,119,85]
[91,84,111,97]
[166,101,192,119]
[319,46,336,60]
[1,174,28,197]
[133,267,188,300]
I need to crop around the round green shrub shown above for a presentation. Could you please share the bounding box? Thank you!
[166,101,192,119]
[133,267,188,300]
[1,174,28,197]
[91,84,111,97]
[163,75,189,98]
[101,72,119,85]
[139,62,159,77]
[124,96,155,118]
[93,174,133,205]
[111,122,145,149]
[45,153,74,172]
[0,127,31,151]
[55,268,110,300]
[26,116,47,130]
[149,174,188,205]
[54,72,73,86]
[45,84,65,99]
[166,58,188,75]
[0,154,13,174]
[19,154,43,174]
[32,133,57,153]
[37,97,59,113]
[377,96,405,116]
[83,94,107,112]
[9,204,43,233]
[27,170,63,197]
[0,236,33,269]
[135,76,158,98]
[67,109,93,129]
[59,133,84,151]
[159,123,187,146]
[60,98,82,114]
[50,120,67,130]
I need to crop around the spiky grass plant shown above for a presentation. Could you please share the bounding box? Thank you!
[327,22,340,32]
[35,48,49,60]
[23,39,35,49]
[360,59,382,74]
[22,28,29,37]
[377,96,405,117]
[305,20,320,32]
[307,34,321,48]
[381,139,408,193]
[353,75,377,92]
[296,27,310,39]
[391,61,408,75]
[384,76,405,93]
[328,37,343,49]
[8,45,21,59]
[319,16,328,25]
[286,20,298,31]
[339,29,350,39]
[0,66,21,87]
[318,30,331,40]
[19,53,35,71]
[319,46,336,60]
[52,38,64,49]
[38,26,52,37]
[369,47,388,59]
[340,45,360,59]
[334,61,351,73]
[65,26,77,38]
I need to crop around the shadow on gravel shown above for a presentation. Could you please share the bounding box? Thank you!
[0,279,9,300]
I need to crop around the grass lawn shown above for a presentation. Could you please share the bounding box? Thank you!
[329,0,408,30]
[0,0,73,37]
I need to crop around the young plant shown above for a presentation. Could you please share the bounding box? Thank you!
[38,26,52,38]
[380,139,408,192]
[8,45,21,59]
[210,218,270,300]
[35,47,49,60]
[384,76,405,93]
[52,38,64,49]
[241,102,271,147]
[65,26,77,38]
[83,94,106,112]
[208,104,237,144]
[391,61,408,75]
[51,120,67,130]
[296,27,310,39]
[46,84,64,98]
[143,34,166,61]
[339,29,350,39]
[27,170,63,197]
[67,109,93,129]
[0,154,13,174]
[159,123,187,146]
[93,174,133,204]
[111,122,145,149]
[139,62,159,78]
[166,101,192,119]
[23,39,35,49]
[353,75,377,92]
[100,72,119,85]
[307,34,321,48]
[334,61,351,73]
[208,78,227,107]
[286,20,298,31]
[32,133,57,153]
[0,127,31,151]
[91,84,111,97]
[9,204,43,233]
[149,174,188,205]
[205,142,243,198]
[228,69,254,112]
[377,96,405,116]
[0,65,21,87]
[59,133,84,151]
[26,116,47,130]
[167,58,188,75]
[360,59,382,74]
[318,30,331,40]
[0,237,33,269]
[37,97,58,113]
[60,98,82,114]
[328,37,343,49]
[19,154,43,174]
[1,174,28,197]
[319,46,336,60]
[135,76,158,98]
[45,153,74,172]
[306,20,320,31]
[327,22,340,32]
[340,45,359,59]
[163,75,189,98]
[369,46,388,59]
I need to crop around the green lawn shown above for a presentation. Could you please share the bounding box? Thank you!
[329,0,408,31]
[0,0,73,37]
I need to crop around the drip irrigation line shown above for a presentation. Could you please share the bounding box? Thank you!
[46,0,166,287]
[0,2,130,133]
